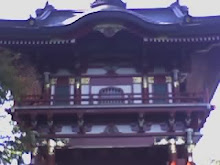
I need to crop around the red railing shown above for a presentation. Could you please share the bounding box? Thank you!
[16,92,206,106]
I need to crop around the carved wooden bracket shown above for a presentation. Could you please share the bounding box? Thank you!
[169,113,176,131]
[104,124,119,134]
[138,113,145,133]
[185,113,192,127]
[31,115,38,129]
[77,114,85,134]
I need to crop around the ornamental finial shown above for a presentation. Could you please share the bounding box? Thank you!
[91,0,126,8]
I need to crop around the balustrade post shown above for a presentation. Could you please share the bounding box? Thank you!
[47,139,56,165]
[186,128,195,165]
[169,139,177,165]
[142,76,148,104]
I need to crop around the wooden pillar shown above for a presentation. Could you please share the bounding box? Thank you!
[186,128,195,165]
[169,139,177,165]
[142,76,148,103]
[75,78,81,104]
[31,147,42,165]
[47,139,56,165]
[186,144,195,165]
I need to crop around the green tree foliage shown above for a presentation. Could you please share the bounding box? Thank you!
[0,47,41,103]
[0,48,24,103]
[0,48,41,164]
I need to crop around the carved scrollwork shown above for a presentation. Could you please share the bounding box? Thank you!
[169,113,175,131]
[138,113,145,132]
[185,113,192,127]
[77,114,85,133]
[91,0,126,8]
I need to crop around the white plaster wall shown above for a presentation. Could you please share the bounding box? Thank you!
[167,83,173,103]
[148,124,166,133]
[115,68,138,75]
[56,126,77,134]
[87,125,106,134]
[70,85,74,105]
[81,85,90,105]
[133,84,142,103]
[84,68,107,75]
[116,125,134,133]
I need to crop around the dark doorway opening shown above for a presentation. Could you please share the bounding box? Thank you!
[56,147,168,165]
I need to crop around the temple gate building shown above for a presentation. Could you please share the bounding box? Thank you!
[0,0,219,164]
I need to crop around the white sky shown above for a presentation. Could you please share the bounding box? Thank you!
[0,0,219,164]
[0,0,220,19]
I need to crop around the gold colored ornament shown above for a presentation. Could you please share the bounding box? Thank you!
[69,78,75,85]
[166,76,172,83]
[187,144,195,153]
[133,77,142,84]
[32,147,38,156]
[50,78,57,85]
[81,78,90,84]
[174,81,179,88]
[148,77,154,83]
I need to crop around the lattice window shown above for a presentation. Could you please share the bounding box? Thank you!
[99,87,124,104]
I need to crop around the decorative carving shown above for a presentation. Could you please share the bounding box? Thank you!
[185,113,192,127]
[50,78,57,85]
[169,113,175,131]
[169,139,177,154]
[81,78,90,85]
[165,76,172,83]
[138,113,145,132]
[133,77,142,84]
[91,0,126,8]
[31,115,38,129]
[69,78,75,85]
[94,24,124,37]
[148,77,154,83]
[154,137,169,146]
[32,147,39,156]
[173,122,185,131]
[104,124,119,134]
[187,144,195,153]
[176,137,185,145]
[31,120,38,129]
[77,114,85,134]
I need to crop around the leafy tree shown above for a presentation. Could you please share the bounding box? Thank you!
[0,48,40,164]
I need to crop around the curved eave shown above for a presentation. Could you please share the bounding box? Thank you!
[0,6,183,37]
[0,5,220,41]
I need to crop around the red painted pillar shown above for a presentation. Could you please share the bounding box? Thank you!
[47,139,56,165]
[30,147,38,165]
[142,76,148,103]
[47,154,56,165]
[186,144,195,165]
[169,139,177,165]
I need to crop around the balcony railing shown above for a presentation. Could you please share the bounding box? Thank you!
[16,92,207,106]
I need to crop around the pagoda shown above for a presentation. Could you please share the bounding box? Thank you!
[0,0,219,164]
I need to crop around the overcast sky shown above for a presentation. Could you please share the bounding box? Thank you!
[0,0,220,19]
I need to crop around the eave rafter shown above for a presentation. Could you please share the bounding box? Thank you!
[0,38,76,45]
[0,35,220,46]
